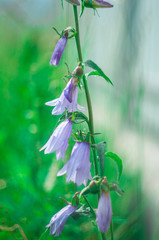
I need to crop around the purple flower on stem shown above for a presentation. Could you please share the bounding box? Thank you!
[50,32,68,66]
[45,78,86,115]
[96,192,112,233]
[84,0,113,8]
[46,204,77,237]
[40,119,72,161]
[57,142,92,186]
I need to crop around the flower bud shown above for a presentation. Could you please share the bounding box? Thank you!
[50,30,68,66]
[84,0,113,8]
[80,179,101,196]
[65,0,80,6]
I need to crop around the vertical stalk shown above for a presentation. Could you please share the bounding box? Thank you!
[73,5,98,176]
[101,233,107,240]
[73,5,105,240]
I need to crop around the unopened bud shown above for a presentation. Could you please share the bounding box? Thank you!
[80,179,101,196]
[89,180,100,194]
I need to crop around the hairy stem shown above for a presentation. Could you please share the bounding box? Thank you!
[83,195,96,218]
[73,5,98,176]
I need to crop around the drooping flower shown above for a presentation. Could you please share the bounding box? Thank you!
[46,78,86,115]
[57,142,92,186]
[84,0,113,8]
[40,119,72,161]
[65,0,80,6]
[50,31,68,66]
[46,204,77,237]
[96,192,112,233]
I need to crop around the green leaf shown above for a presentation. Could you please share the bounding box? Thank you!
[92,141,106,177]
[80,0,85,17]
[105,152,123,181]
[39,228,49,240]
[84,60,113,85]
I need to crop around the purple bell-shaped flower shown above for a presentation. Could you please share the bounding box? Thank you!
[46,204,77,237]
[96,192,112,233]
[40,119,72,161]
[57,141,92,186]
[45,78,86,115]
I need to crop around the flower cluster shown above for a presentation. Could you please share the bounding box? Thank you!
[40,0,116,238]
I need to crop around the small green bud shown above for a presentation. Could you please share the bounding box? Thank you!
[80,179,102,196]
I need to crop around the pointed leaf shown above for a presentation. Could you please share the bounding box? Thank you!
[105,152,123,181]
[80,0,85,17]
[84,60,113,85]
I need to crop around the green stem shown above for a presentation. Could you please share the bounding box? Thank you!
[73,5,105,240]
[83,196,96,218]
[73,5,98,176]
[110,220,114,240]
[101,233,107,240]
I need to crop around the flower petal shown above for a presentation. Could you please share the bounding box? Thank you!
[96,192,112,233]
[50,37,68,66]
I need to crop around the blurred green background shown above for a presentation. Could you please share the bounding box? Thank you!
[0,0,159,239]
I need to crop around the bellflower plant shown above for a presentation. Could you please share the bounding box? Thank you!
[45,77,86,115]
[40,119,73,161]
[40,1,124,240]
[57,141,92,186]
[46,204,77,237]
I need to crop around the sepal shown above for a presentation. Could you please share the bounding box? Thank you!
[72,205,93,220]
[71,192,80,206]
[109,183,124,197]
